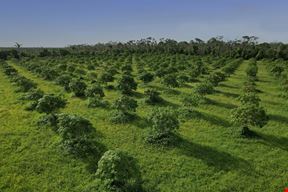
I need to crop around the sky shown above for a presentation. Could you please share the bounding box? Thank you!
[0,0,288,47]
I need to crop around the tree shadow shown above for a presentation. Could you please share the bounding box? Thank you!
[265,100,282,106]
[148,85,181,95]
[174,135,253,172]
[269,114,288,124]
[215,90,239,98]
[132,115,150,129]
[81,140,108,173]
[159,99,181,108]
[181,83,194,89]
[206,98,237,109]
[257,132,288,151]
[131,91,145,99]
[258,79,270,83]
[219,83,238,89]
[195,110,231,127]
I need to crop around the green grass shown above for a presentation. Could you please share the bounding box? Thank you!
[0,60,287,191]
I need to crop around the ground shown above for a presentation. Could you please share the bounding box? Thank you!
[0,58,287,192]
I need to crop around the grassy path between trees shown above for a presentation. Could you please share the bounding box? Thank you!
[0,60,287,191]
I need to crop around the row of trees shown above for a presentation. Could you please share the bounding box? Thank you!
[0,61,67,114]
[66,36,288,60]
[0,61,143,192]
[1,61,36,92]
[266,59,288,97]
[3,36,288,61]
[231,60,269,137]
[181,59,243,106]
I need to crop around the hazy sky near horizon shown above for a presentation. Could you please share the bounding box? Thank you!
[0,0,287,47]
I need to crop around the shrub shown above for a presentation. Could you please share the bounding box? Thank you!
[99,72,114,83]
[112,95,138,112]
[177,73,190,84]
[41,68,59,80]
[246,63,258,78]
[146,107,179,145]
[144,89,163,104]
[109,95,138,123]
[238,92,261,106]
[87,64,95,70]
[161,74,179,88]
[56,64,67,71]
[177,107,198,122]
[57,113,93,140]
[13,76,37,92]
[109,110,135,124]
[36,94,66,113]
[75,68,87,76]
[85,83,105,98]
[37,113,58,128]
[117,74,137,94]
[194,81,214,95]
[243,81,257,93]
[87,72,98,81]
[95,150,140,191]
[69,79,87,97]
[181,93,206,107]
[21,89,44,101]
[139,71,154,83]
[231,104,269,128]
[56,74,72,91]
[155,67,167,78]
[106,67,118,76]
[67,65,76,73]
[121,64,132,73]
[3,65,17,76]
[24,101,38,111]
[270,64,284,77]
[207,71,226,86]
[221,59,242,75]
[61,137,100,158]
[88,97,109,108]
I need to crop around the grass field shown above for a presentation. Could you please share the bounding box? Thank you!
[0,58,287,192]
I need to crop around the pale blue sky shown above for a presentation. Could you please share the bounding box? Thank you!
[0,0,287,47]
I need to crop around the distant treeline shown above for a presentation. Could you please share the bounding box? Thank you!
[1,36,288,60]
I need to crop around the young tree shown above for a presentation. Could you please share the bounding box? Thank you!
[117,74,137,94]
[109,95,138,124]
[112,95,138,112]
[181,92,206,107]
[56,113,99,158]
[207,71,226,86]
[55,74,72,91]
[146,107,179,145]
[35,94,66,113]
[69,79,87,97]
[194,81,214,95]
[161,74,179,88]
[138,71,154,84]
[99,72,114,83]
[21,89,44,101]
[231,104,268,137]
[238,92,260,106]
[144,89,163,104]
[85,83,105,98]
[87,96,109,108]
[13,76,37,92]
[246,62,258,78]
[89,150,141,192]
[57,113,93,140]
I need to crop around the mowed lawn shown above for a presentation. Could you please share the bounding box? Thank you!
[0,60,287,192]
